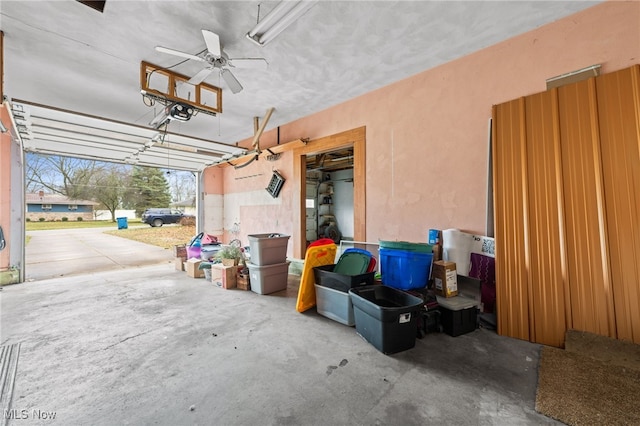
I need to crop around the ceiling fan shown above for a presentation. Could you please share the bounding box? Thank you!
[155,30,268,94]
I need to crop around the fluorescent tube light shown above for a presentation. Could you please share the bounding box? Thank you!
[246,0,318,46]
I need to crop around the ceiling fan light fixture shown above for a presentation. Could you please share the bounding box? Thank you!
[246,0,318,46]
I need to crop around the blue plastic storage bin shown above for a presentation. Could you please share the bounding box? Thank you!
[379,248,433,290]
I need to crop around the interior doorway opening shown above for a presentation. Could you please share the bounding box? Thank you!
[305,147,354,248]
[292,127,366,259]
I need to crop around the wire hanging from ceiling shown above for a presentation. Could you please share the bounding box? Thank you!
[161,123,171,174]
[166,151,171,173]
[217,71,222,137]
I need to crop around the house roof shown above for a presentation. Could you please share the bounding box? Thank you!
[171,198,196,208]
[25,193,99,206]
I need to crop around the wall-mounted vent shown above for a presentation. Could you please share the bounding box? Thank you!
[266,171,285,198]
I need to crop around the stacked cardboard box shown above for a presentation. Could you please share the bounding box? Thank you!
[173,244,187,258]
[186,258,205,278]
[174,244,187,271]
[236,270,250,291]
[432,260,458,297]
[211,264,237,289]
[174,257,185,271]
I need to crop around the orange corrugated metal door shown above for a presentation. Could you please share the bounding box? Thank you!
[524,90,568,348]
[492,98,531,342]
[494,65,640,347]
[557,79,616,339]
[596,65,640,344]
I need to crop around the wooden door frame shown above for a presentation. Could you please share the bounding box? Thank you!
[293,127,366,258]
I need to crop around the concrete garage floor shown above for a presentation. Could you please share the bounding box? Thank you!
[0,264,560,426]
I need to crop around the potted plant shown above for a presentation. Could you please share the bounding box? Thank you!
[215,245,243,267]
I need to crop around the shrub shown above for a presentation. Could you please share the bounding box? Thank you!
[26,218,31,222]
[76,217,83,221]
[61,217,68,222]
[180,216,196,226]
[39,217,45,222]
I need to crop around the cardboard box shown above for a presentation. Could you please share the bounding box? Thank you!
[433,260,458,297]
[174,257,185,271]
[211,264,237,289]
[186,258,205,278]
[428,229,441,245]
[432,244,442,261]
[173,244,187,258]
[236,272,250,291]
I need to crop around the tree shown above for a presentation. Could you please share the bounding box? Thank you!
[26,154,193,219]
[165,170,196,203]
[93,165,131,222]
[126,166,172,216]
[25,153,57,193]
[26,153,105,199]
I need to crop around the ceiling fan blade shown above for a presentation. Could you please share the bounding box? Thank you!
[188,68,215,85]
[155,46,206,62]
[221,69,243,94]
[228,58,269,69]
[201,29,222,58]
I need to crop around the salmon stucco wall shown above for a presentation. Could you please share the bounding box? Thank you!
[203,151,295,248]
[202,165,224,237]
[234,151,293,249]
[204,1,640,250]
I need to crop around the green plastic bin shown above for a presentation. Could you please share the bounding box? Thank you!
[379,240,433,253]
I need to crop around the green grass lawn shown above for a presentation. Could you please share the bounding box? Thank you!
[26,219,143,231]
[104,225,196,249]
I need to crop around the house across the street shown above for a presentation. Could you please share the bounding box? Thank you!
[26,192,98,221]
[171,198,196,216]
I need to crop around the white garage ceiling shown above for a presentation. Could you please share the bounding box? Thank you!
[1,0,600,171]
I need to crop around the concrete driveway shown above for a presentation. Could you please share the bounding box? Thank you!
[25,225,173,281]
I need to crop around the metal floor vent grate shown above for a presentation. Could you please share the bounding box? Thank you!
[0,343,21,426]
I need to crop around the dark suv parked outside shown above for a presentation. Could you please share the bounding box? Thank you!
[141,208,186,227]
